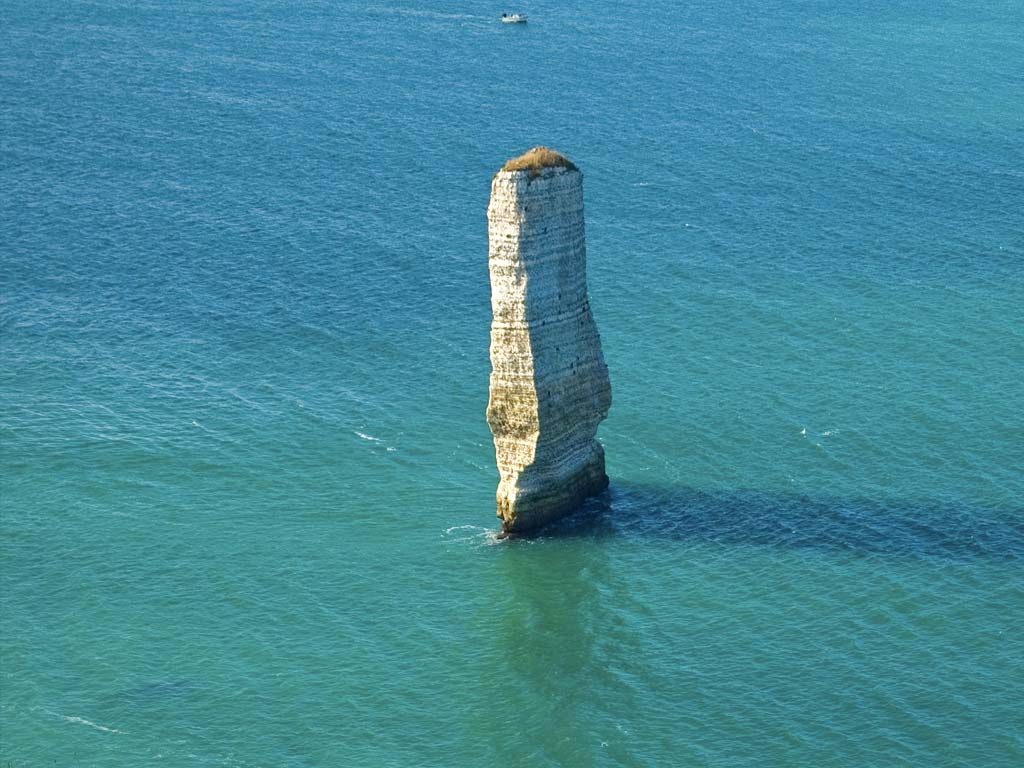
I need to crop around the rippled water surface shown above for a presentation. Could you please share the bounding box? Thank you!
[2,0,1023,764]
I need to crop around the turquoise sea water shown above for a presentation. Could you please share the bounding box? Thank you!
[2,0,1023,764]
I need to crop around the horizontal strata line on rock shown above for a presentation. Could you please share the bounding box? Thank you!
[516,314,597,330]
[488,399,599,417]
[493,437,541,449]
[535,395,609,423]
[488,207,584,220]
[490,182,581,192]
[492,200,584,212]
[488,210,585,223]
[530,365,608,387]
[487,261,582,274]
[489,388,608,422]
[489,320,590,332]
[503,447,606,490]
[489,276,588,290]
[492,443,541,458]
[489,222,585,236]
[490,190,583,204]
[491,283,588,294]
[490,181,582,196]
[492,303,591,316]
[502,189,582,197]
[489,228,585,240]
[487,382,536,393]
[490,306,593,329]
[491,298,589,313]
[487,381,537,391]
[490,211,583,221]
[488,245,587,265]
[490,238,585,249]
[530,417,609,446]
[489,354,604,370]
[531,377,610,401]
[494,216,585,228]
[492,173,580,184]
[491,304,587,319]
[511,439,604,470]
[488,209,585,225]
[489,205,584,218]
[492,166,579,177]
[488,386,537,396]
[489,356,593,371]
[511,462,605,491]
[528,322,599,337]
[488,224,584,237]
[529,344,604,360]
[526,427,609,454]
[491,197,582,209]
[529,356,606,373]
[500,447,604,476]
[492,275,587,284]
[488,361,539,371]
[494,438,542,450]
[489,287,589,302]
[488,351,537,358]
[489,228,585,241]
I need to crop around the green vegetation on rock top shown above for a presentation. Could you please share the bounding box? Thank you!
[500,146,578,174]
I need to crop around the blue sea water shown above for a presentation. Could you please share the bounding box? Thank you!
[2,0,1023,764]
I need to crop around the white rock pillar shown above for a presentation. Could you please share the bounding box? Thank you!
[486,148,612,534]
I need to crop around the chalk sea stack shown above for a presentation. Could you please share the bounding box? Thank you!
[486,147,612,534]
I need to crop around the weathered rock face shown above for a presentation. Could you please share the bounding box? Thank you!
[486,150,612,534]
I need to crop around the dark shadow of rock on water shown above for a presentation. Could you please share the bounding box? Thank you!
[530,482,1024,562]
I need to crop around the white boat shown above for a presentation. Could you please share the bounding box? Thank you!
[500,13,527,23]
